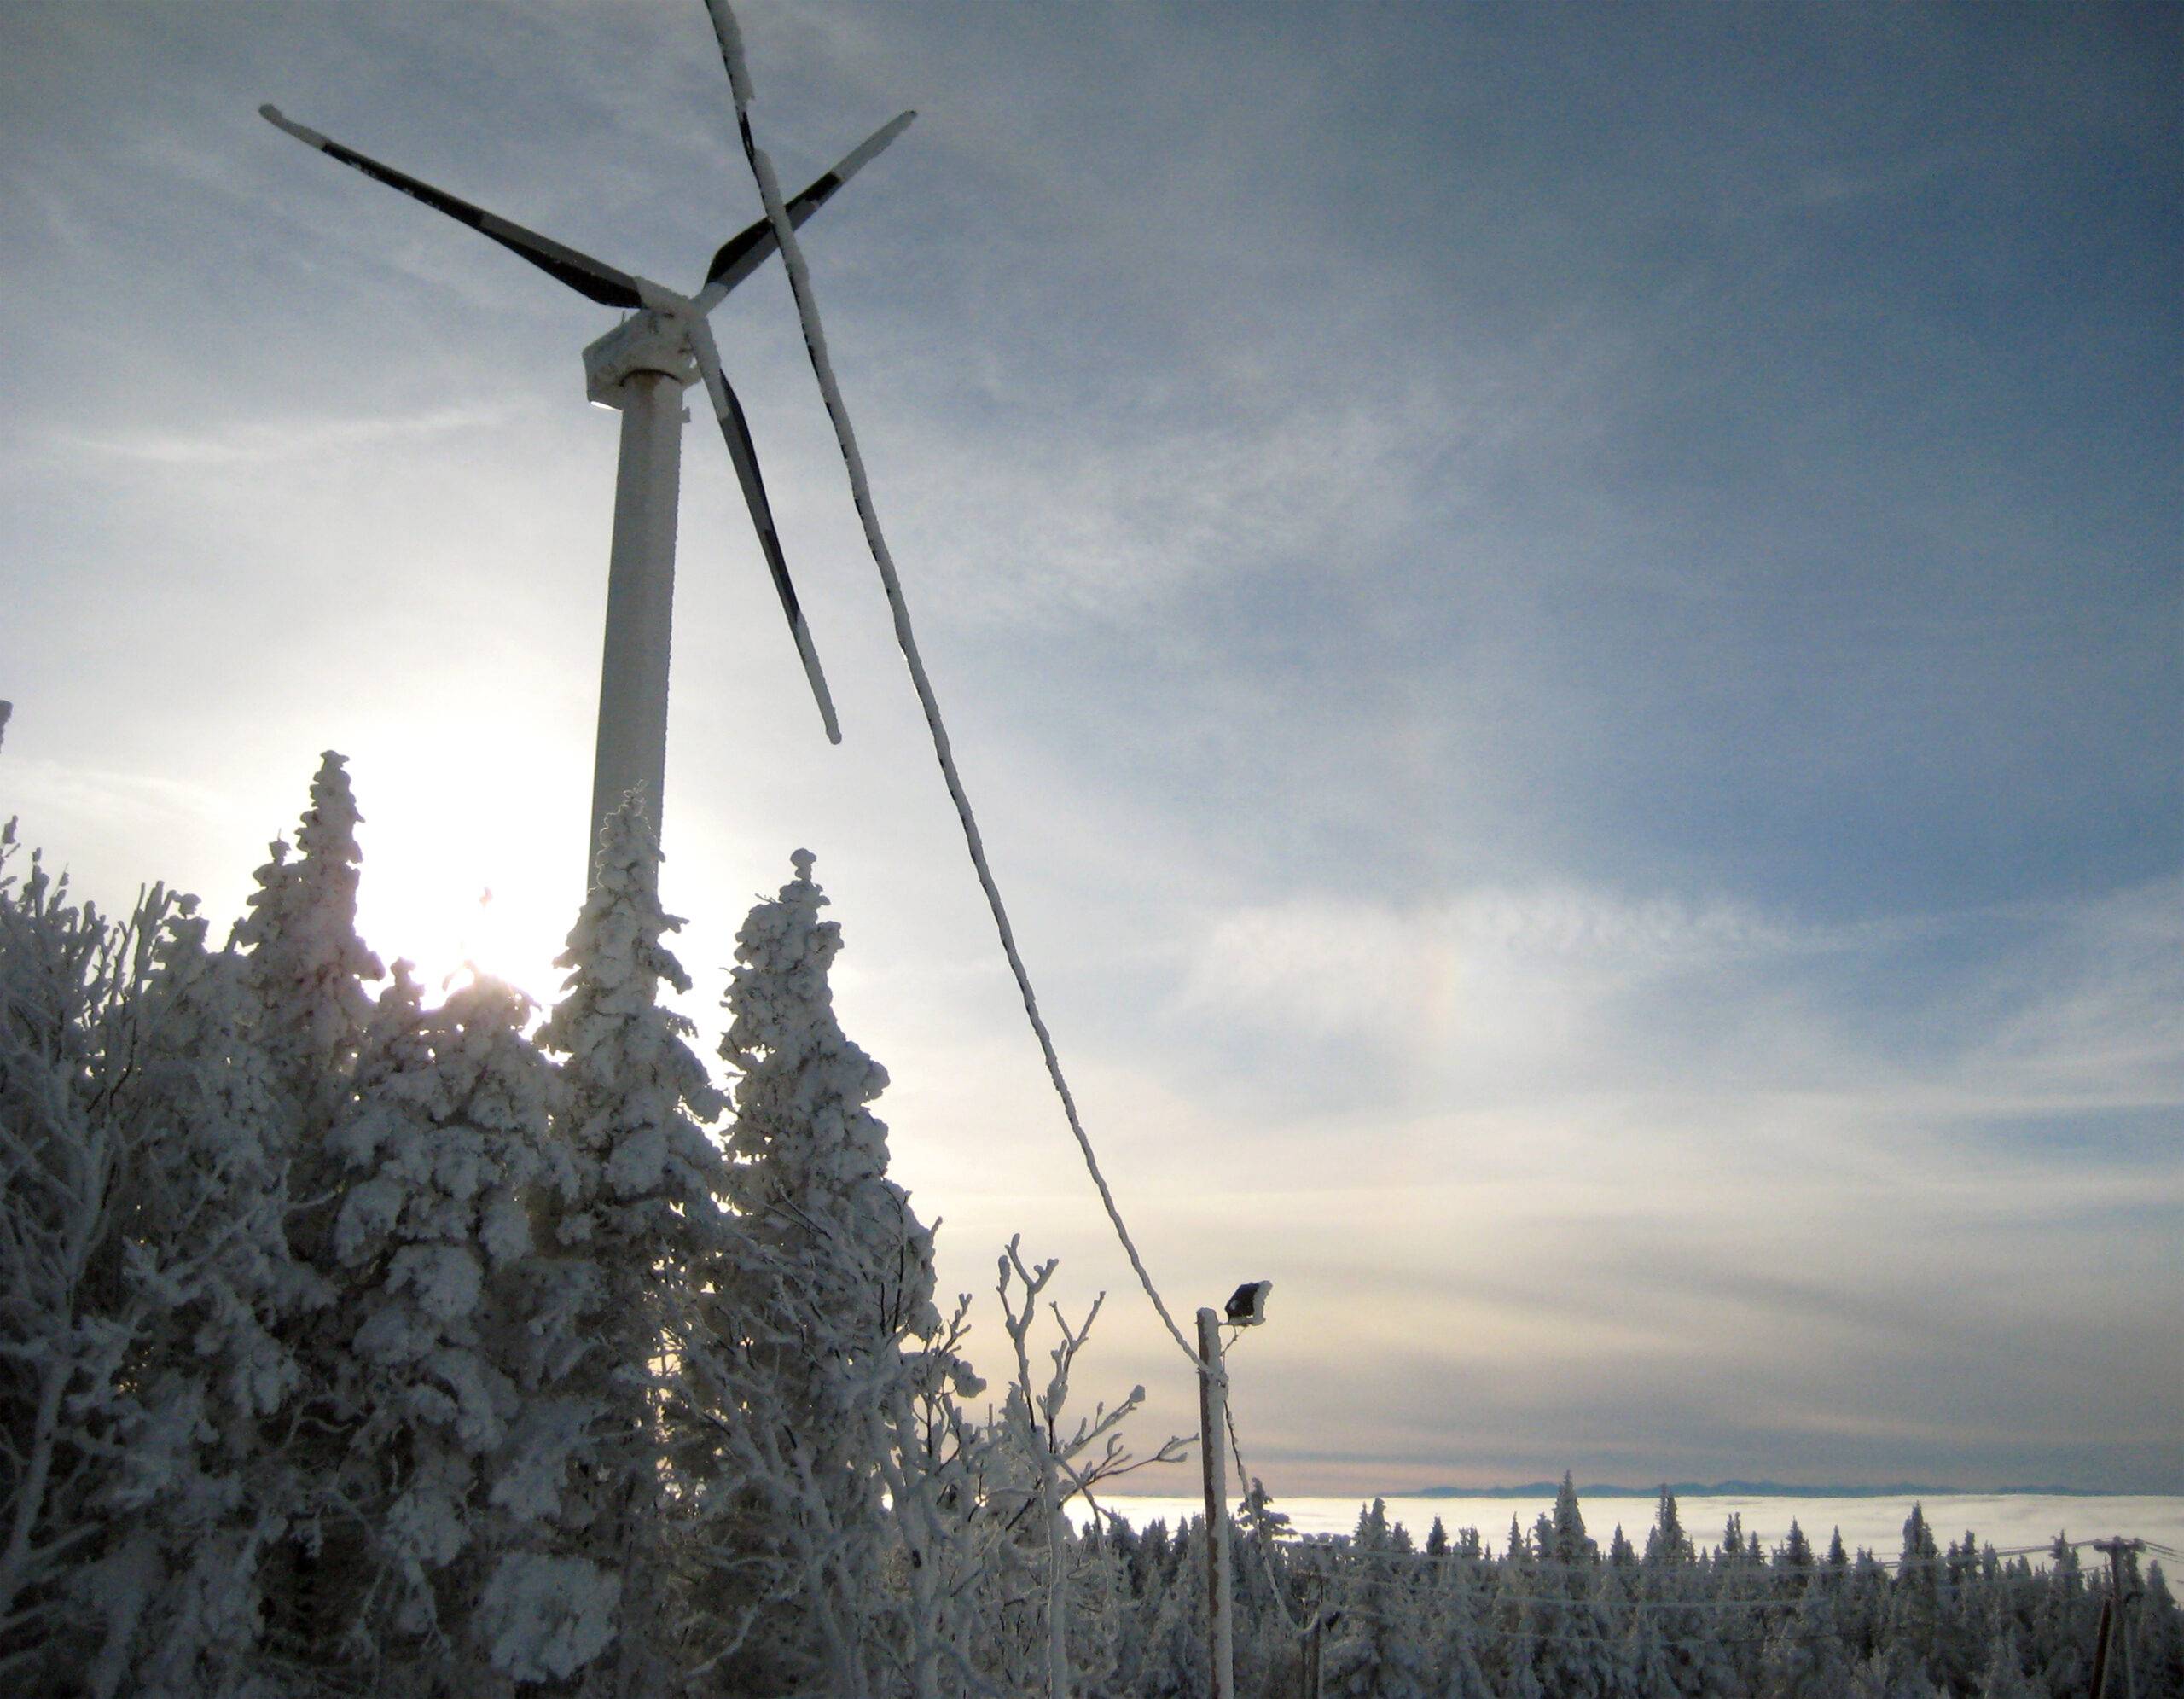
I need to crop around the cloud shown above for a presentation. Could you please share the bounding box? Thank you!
[1177,882,1862,1065]
[54,403,515,469]
[1970,876,2184,1108]
[1172,874,2184,1122]
[880,386,1444,623]
[4,756,232,832]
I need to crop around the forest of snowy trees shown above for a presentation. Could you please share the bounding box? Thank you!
[3,752,2180,1696]
[1111,1484,2184,1699]
[0,753,1170,1695]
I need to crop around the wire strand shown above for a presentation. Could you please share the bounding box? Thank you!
[704,0,1200,1371]
[1223,1400,1313,1638]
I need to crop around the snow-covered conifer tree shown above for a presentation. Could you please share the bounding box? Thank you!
[1886,1503,1942,1679]
[700,848,948,1695]
[2132,1561,2184,1696]
[720,849,937,1349]
[1758,1573,1854,1698]
[99,897,316,1694]
[1133,1518,1210,1699]
[1644,1487,1693,1568]
[236,752,383,1134]
[0,840,144,1686]
[1529,1474,1608,1697]
[1,843,307,1693]
[317,965,566,1684]
[529,799,727,1694]
[1432,1580,1496,1699]
[1326,1498,1435,1697]
[1972,1626,2037,1699]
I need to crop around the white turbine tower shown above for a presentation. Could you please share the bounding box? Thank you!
[259,87,911,880]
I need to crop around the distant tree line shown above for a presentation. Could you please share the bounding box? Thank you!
[1082,1480,2184,1698]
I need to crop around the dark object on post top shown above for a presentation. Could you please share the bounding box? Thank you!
[1226,1280,1272,1327]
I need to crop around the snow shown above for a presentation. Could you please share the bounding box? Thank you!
[476,1551,620,1682]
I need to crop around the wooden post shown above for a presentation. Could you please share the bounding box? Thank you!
[1197,1306,1234,1699]
[2094,1538,2141,1699]
[1044,1456,1069,1699]
[2090,1598,2116,1699]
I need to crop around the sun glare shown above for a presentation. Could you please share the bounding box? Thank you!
[350,753,578,1016]
[357,852,569,1014]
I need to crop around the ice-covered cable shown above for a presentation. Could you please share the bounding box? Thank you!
[1223,1400,1313,1638]
[705,0,1201,1370]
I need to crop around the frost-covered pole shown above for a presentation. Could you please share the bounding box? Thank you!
[2093,1538,2141,1699]
[1196,1307,1234,1699]
[1045,1452,1070,1699]
[584,329,694,883]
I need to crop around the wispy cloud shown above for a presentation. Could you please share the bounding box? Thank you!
[4,756,233,832]
[1177,882,1867,1062]
[54,403,514,468]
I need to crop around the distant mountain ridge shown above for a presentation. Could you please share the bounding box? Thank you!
[1406,1481,2106,1500]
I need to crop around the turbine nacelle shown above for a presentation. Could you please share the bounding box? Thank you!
[584,304,700,407]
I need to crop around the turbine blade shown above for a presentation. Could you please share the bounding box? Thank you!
[696,111,915,308]
[258,104,644,310]
[687,318,842,744]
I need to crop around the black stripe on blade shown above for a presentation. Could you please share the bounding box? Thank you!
[263,106,644,311]
[313,139,644,309]
[704,358,842,742]
[703,172,840,292]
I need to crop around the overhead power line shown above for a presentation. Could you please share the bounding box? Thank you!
[705,0,1202,1374]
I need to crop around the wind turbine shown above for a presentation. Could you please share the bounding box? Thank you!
[258,91,913,877]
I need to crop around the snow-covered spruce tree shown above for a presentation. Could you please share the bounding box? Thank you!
[1758,1570,1854,1699]
[1131,1518,1210,1699]
[1229,1478,1304,1699]
[1635,1485,1740,1698]
[1885,1502,1942,1684]
[1971,1626,2038,1699]
[1059,1517,1136,1699]
[311,964,569,1687]
[529,799,729,1696]
[1325,1498,1435,1698]
[94,896,319,1696]
[1711,1510,1769,1694]
[0,835,148,1687]
[227,753,401,1679]
[236,752,384,1144]
[2029,1533,2093,1695]
[2136,1561,2184,1697]
[700,848,951,1696]
[0,829,316,1695]
[1526,1475,1609,1698]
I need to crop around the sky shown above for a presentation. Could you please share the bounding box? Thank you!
[1,1,2178,1498]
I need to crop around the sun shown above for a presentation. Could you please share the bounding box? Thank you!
[348,743,578,1016]
[357,852,570,1015]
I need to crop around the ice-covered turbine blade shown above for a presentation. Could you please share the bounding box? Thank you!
[697,111,915,307]
[258,104,646,310]
[686,316,841,745]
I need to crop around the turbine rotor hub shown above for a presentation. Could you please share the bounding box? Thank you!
[584,306,697,407]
